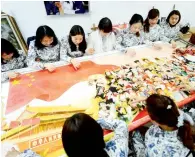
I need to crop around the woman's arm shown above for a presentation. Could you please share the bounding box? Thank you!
[97,119,129,156]
[27,41,45,70]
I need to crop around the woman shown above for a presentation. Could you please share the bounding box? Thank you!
[62,113,129,157]
[60,25,87,70]
[143,8,173,49]
[133,94,195,157]
[86,17,116,54]
[116,14,144,54]
[160,10,189,48]
[27,25,60,72]
[1,38,26,82]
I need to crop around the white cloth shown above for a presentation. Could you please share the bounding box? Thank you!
[86,30,116,54]
[61,1,75,14]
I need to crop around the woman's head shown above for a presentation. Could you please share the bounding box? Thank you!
[166,10,181,27]
[129,14,143,36]
[98,17,113,36]
[35,25,58,49]
[62,113,108,157]
[144,9,159,32]
[1,38,19,62]
[146,94,179,127]
[68,25,87,53]
[146,94,195,150]
[69,25,85,45]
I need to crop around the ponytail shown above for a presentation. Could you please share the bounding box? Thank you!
[178,120,195,150]
[144,18,150,33]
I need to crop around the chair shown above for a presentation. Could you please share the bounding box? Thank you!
[27,36,36,48]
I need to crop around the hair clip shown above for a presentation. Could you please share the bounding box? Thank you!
[167,105,172,109]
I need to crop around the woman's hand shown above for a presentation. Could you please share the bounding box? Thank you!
[44,63,56,72]
[71,59,81,70]
[153,43,162,50]
[8,72,20,79]
[126,48,136,57]
[171,40,177,49]
[87,48,95,55]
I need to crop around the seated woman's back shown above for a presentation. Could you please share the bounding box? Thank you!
[62,113,129,157]
[145,94,195,157]
[145,124,191,157]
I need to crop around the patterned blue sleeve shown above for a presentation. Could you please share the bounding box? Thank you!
[145,125,190,157]
[19,149,41,157]
[97,119,129,157]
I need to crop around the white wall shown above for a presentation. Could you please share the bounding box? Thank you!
[2,1,195,42]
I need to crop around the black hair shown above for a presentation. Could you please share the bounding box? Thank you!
[98,17,113,33]
[166,10,181,27]
[146,94,195,150]
[35,25,58,50]
[68,25,87,53]
[1,38,19,64]
[129,14,144,26]
[62,113,108,157]
[129,14,143,37]
[144,9,160,33]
